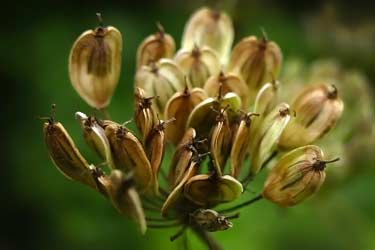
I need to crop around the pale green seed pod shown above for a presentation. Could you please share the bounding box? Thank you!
[190,209,233,232]
[279,83,344,149]
[43,120,97,189]
[136,23,175,69]
[184,174,243,208]
[187,92,241,138]
[181,7,234,64]
[135,59,184,115]
[263,145,339,207]
[175,45,221,88]
[164,86,207,145]
[69,19,122,109]
[227,35,282,104]
[253,80,279,116]
[210,109,232,176]
[204,71,249,108]
[75,112,114,168]
[107,170,147,234]
[250,103,291,176]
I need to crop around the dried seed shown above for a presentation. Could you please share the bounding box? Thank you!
[230,112,259,178]
[263,145,339,207]
[107,170,147,234]
[69,15,122,109]
[136,23,175,69]
[164,85,207,145]
[227,35,282,104]
[175,45,221,88]
[135,59,184,115]
[105,123,153,193]
[279,83,344,149]
[204,71,249,108]
[134,87,157,143]
[181,7,234,64]
[184,174,243,207]
[249,103,291,176]
[75,112,114,168]
[43,120,97,189]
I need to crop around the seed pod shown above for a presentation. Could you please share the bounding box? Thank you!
[145,119,172,196]
[227,35,282,104]
[204,71,249,108]
[107,170,147,234]
[279,83,344,149]
[187,92,241,138]
[175,45,221,88]
[184,174,243,207]
[43,119,97,189]
[134,87,157,143]
[210,109,232,176]
[104,124,153,193]
[253,79,279,116]
[88,165,113,198]
[136,23,175,69]
[250,103,291,176]
[190,209,233,232]
[181,7,234,64]
[161,159,199,217]
[263,145,339,207]
[75,112,114,168]
[135,59,184,115]
[69,15,122,109]
[230,112,259,178]
[164,85,207,145]
[168,128,197,187]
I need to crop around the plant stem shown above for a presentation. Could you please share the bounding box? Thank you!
[192,227,222,250]
[219,194,263,214]
[99,107,110,119]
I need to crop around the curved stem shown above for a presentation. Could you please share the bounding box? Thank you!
[192,227,222,250]
[99,107,110,119]
[218,194,263,214]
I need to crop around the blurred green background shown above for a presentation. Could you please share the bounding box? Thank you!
[1,0,374,250]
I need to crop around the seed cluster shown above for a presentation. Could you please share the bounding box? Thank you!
[42,7,344,249]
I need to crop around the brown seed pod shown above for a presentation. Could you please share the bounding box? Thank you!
[227,35,282,104]
[175,45,221,88]
[107,170,147,234]
[230,112,259,178]
[69,14,122,109]
[184,174,243,208]
[279,83,344,149]
[168,128,197,187]
[75,112,114,168]
[210,108,232,176]
[136,23,175,69]
[135,59,184,115]
[161,159,200,217]
[164,85,207,145]
[181,7,234,64]
[43,119,97,189]
[134,87,157,144]
[104,123,153,193]
[249,103,291,176]
[204,71,249,108]
[145,119,174,195]
[263,145,339,207]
